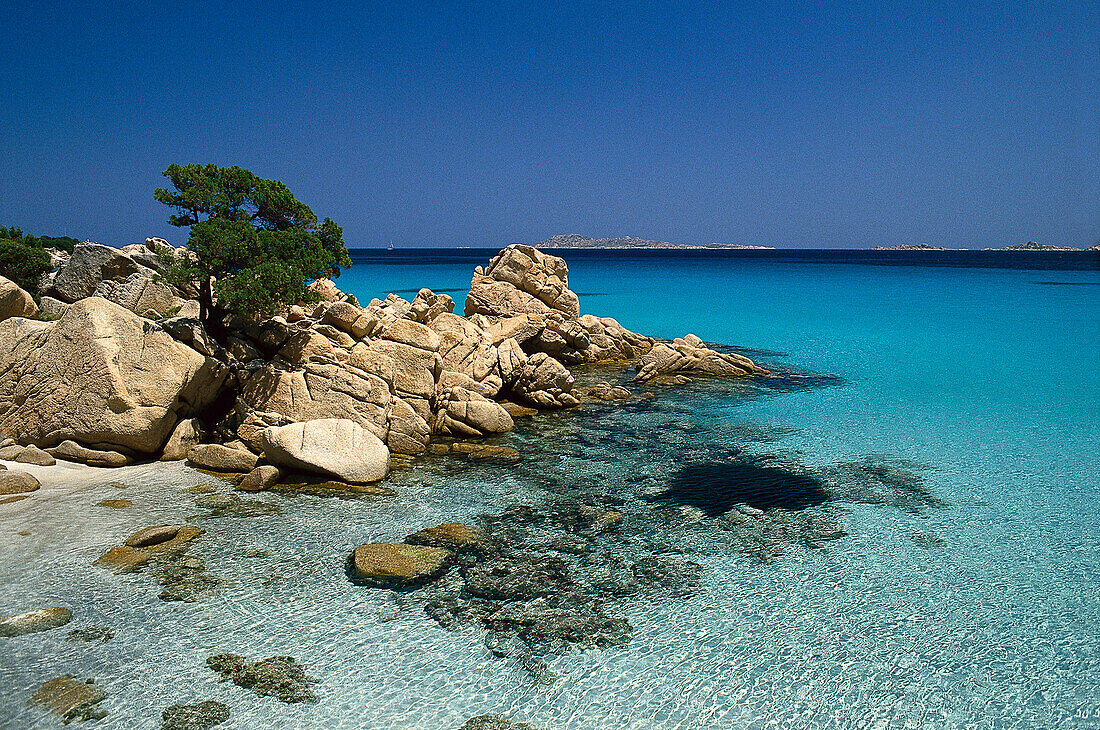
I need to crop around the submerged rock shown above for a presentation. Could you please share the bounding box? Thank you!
[427,442,521,462]
[459,715,542,730]
[405,523,497,557]
[194,493,281,518]
[97,498,132,509]
[0,606,73,637]
[94,525,204,573]
[206,653,319,703]
[349,543,452,588]
[66,626,114,643]
[156,554,220,602]
[28,676,107,723]
[161,700,230,730]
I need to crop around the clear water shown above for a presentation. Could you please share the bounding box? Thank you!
[2,249,1099,729]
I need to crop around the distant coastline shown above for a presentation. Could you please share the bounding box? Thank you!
[535,234,774,250]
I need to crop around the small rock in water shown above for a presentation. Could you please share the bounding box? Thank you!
[161,700,230,730]
[28,676,107,723]
[126,525,183,548]
[97,498,133,509]
[67,626,114,643]
[349,543,452,588]
[235,465,283,492]
[184,484,217,494]
[0,607,73,637]
[206,653,319,703]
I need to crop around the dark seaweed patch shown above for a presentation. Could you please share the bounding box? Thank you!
[653,458,830,515]
[755,370,846,393]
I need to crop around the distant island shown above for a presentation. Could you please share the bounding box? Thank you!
[982,241,1094,252]
[872,244,951,251]
[536,234,773,250]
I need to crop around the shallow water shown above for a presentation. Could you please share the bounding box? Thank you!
[2,249,1099,728]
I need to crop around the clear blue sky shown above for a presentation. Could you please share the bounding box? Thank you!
[1,1,1097,248]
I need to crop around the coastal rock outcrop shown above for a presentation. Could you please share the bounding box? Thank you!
[0,276,38,321]
[0,297,227,454]
[464,244,654,365]
[259,418,390,484]
[634,334,767,382]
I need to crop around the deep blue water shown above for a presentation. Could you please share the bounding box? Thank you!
[2,248,1098,729]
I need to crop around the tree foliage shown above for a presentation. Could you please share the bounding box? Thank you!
[0,225,72,293]
[154,164,351,328]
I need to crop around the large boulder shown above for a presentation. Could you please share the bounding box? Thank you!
[259,418,390,484]
[186,444,258,473]
[0,276,38,321]
[0,297,228,454]
[49,242,153,304]
[240,363,392,440]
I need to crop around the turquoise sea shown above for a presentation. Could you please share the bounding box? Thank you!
[2,248,1099,729]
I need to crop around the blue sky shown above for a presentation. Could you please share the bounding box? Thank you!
[1,1,1097,248]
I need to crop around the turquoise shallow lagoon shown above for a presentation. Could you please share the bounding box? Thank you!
[2,249,1098,728]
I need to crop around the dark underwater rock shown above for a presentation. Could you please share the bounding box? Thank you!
[821,455,944,513]
[194,493,281,518]
[459,715,542,730]
[66,626,113,643]
[156,554,220,602]
[206,653,319,703]
[630,555,703,597]
[28,676,107,723]
[161,700,230,730]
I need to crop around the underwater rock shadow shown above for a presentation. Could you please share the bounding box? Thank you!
[650,458,830,515]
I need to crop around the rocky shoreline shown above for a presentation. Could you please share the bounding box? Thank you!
[0,242,766,499]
